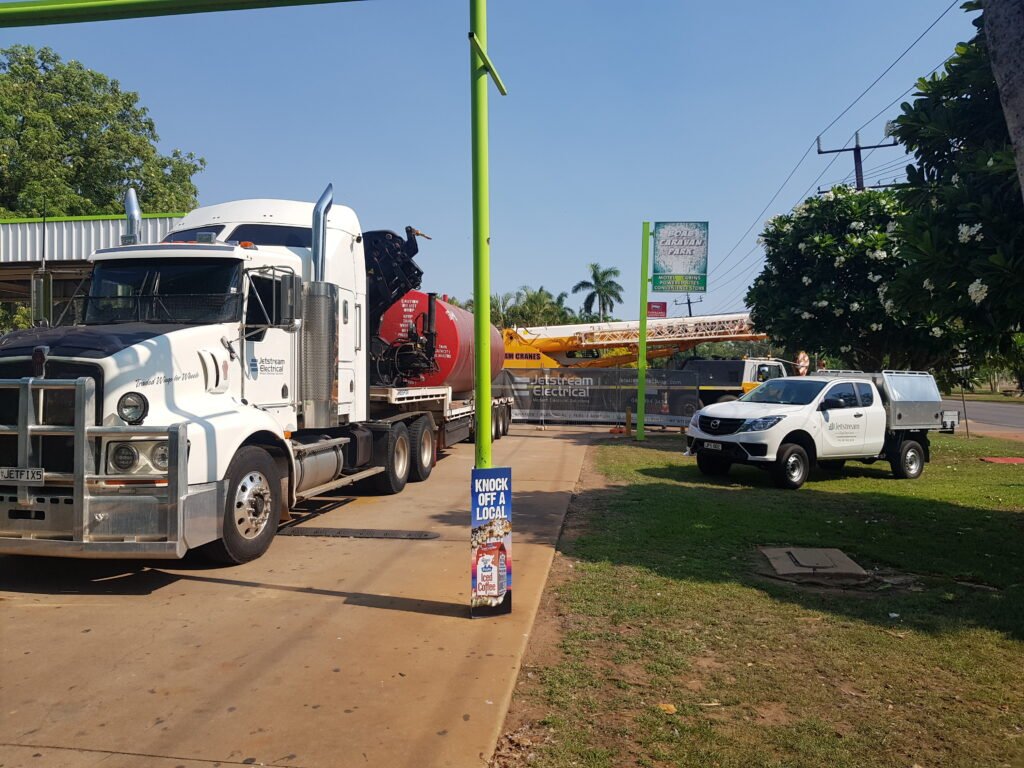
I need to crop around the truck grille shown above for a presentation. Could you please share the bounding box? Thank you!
[0,360,104,474]
[698,416,745,435]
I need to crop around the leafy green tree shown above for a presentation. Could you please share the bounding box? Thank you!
[888,8,1024,358]
[746,186,947,371]
[572,263,624,321]
[0,46,204,216]
[0,303,32,334]
[506,286,574,327]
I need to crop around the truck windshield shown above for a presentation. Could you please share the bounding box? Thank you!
[69,258,243,325]
[741,379,826,405]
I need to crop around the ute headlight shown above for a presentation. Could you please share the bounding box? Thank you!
[688,412,700,430]
[150,442,170,471]
[737,415,786,433]
[117,392,148,424]
[110,443,140,472]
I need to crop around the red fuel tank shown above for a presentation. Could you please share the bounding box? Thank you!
[378,290,504,395]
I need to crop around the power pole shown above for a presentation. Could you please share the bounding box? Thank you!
[673,294,703,317]
[816,131,897,191]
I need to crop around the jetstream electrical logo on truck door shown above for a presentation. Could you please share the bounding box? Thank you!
[532,375,593,398]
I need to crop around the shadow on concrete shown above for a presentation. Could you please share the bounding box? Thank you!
[0,557,468,617]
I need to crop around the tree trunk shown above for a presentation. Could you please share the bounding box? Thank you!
[984,0,1024,207]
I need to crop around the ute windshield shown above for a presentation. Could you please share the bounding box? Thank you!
[69,258,243,325]
[740,378,826,405]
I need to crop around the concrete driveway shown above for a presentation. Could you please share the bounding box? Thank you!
[0,426,596,768]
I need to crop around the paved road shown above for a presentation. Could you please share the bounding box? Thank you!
[0,426,595,768]
[941,398,1024,439]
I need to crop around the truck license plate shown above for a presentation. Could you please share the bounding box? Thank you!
[0,467,43,483]
[704,442,722,451]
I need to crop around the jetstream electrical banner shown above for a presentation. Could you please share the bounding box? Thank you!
[496,368,699,425]
[652,221,709,293]
[471,466,512,617]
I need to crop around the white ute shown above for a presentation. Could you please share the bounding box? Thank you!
[685,371,959,489]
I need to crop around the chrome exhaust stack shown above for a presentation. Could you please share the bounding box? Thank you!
[302,184,339,428]
[311,184,333,282]
[122,188,142,245]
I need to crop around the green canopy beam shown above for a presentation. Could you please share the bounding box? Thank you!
[0,0,360,28]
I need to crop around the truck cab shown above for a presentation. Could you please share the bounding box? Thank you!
[685,371,956,489]
[677,356,788,406]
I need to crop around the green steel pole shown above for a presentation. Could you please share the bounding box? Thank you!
[636,221,651,442]
[0,0,359,27]
[471,0,492,469]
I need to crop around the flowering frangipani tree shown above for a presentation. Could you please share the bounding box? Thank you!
[888,7,1024,364]
[746,186,949,371]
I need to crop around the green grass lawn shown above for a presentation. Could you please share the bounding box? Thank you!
[519,434,1024,768]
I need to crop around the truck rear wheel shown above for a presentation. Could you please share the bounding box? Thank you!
[501,405,511,436]
[372,422,411,494]
[891,439,924,480]
[204,446,281,564]
[773,443,809,490]
[408,415,436,483]
[696,452,731,476]
[492,408,501,441]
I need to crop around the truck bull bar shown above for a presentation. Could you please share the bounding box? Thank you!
[0,377,203,559]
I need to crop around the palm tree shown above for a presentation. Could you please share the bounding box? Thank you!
[490,292,517,328]
[572,263,624,321]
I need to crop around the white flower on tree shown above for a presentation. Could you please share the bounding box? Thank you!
[923,279,934,291]
[848,221,865,231]
[850,302,861,311]
[834,308,844,316]
[801,275,812,285]
[967,279,989,304]
[868,272,882,283]
[958,223,983,243]
[931,327,943,338]
[870,322,883,331]
[800,311,813,320]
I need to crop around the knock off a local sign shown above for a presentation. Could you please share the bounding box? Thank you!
[471,467,512,617]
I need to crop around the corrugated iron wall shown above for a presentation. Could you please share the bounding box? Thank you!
[0,217,182,263]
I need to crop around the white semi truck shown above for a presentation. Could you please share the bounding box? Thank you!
[0,187,511,562]
[686,370,959,489]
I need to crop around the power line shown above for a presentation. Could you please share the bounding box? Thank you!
[707,1,959,284]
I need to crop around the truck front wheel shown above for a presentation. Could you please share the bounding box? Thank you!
[205,446,281,564]
[773,443,809,489]
[696,452,731,476]
[372,422,411,494]
[891,439,924,480]
[408,415,436,483]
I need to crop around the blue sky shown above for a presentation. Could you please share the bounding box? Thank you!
[2,0,977,320]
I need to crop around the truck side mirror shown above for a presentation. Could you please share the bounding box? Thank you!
[281,274,303,331]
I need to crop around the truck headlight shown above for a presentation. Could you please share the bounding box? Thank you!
[150,442,170,471]
[110,443,140,471]
[737,415,786,433]
[117,392,148,424]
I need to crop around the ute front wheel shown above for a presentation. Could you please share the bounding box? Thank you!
[773,443,809,490]
[205,446,281,564]
[696,452,731,477]
[408,415,436,482]
[372,422,411,494]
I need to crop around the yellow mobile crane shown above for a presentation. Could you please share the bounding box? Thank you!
[503,312,766,369]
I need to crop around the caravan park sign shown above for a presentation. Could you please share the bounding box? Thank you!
[652,221,708,292]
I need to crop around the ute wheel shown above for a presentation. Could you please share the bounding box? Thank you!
[696,452,731,476]
[204,446,281,564]
[372,422,411,494]
[408,415,436,482]
[891,439,924,480]
[773,443,809,490]
[819,459,846,472]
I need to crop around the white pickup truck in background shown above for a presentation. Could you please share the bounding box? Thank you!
[685,371,959,489]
